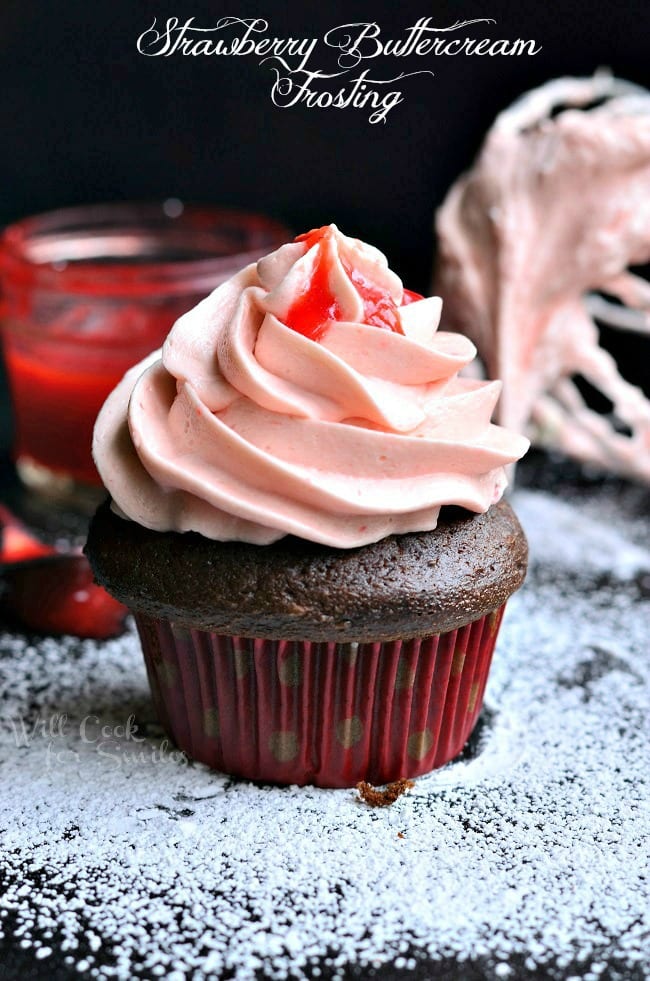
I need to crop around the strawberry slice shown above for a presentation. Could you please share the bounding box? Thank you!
[0,504,57,562]
[2,554,128,639]
[0,503,128,639]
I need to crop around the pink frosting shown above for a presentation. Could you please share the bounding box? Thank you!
[93,225,529,547]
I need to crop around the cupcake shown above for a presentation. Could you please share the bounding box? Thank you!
[86,224,529,788]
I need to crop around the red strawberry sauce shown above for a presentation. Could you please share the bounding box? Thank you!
[286,227,422,340]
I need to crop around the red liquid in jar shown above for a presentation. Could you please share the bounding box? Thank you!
[4,310,173,486]
[0,203,294,490]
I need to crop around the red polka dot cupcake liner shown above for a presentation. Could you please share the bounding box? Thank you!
[134,606,506,788]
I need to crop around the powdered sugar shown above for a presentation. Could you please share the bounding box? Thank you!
[0,467,648,979]
[513,487,650,580]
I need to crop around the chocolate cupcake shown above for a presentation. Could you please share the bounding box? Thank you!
[87,224,529,788]
[87,498,526,787]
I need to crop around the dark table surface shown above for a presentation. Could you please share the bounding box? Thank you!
[0,452,648,981]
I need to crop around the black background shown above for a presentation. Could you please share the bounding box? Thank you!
[0,0,649,448]
[2,0,649,290]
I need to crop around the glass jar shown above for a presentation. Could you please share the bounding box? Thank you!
[0,202,291,500]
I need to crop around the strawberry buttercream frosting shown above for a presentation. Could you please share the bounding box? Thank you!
[93,225,528,547]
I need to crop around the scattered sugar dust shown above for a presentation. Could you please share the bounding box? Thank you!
[0,474,648,980]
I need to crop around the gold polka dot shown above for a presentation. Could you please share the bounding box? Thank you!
[232,646,251,679]
[451,646,466,677]
[203,707,220,739]
[269,731,299,762]
[278,652,302,687]
[171,623,192,643]
[336,716,364,748]
[487,610,500,633]
[407,729,434,760]
[468,682,481,714]
[341,642,359,666]
[157,661,178,689]
[395,657,416,690]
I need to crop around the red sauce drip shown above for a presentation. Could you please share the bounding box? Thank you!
[284,233,342,339]
[295,227,331,250]
[287,227,423,341]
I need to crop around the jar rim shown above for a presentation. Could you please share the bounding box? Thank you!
[0,202,292,298]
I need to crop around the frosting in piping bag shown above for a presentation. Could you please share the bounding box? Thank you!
[93,225,528,547]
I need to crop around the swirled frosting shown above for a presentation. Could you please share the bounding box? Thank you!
[93,225,529,547]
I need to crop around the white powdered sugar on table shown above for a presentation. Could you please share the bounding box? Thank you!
[0,475,648,980]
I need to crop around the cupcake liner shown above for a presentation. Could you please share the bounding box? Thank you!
[135,606,506,788]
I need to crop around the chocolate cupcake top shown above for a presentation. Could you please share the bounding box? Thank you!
[86,497,527,642]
